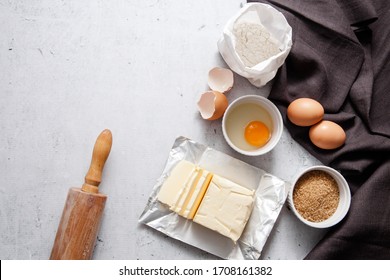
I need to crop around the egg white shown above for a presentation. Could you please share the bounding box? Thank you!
[225,103,273,151]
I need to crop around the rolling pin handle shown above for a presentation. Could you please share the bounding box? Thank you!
[82,129,112,193]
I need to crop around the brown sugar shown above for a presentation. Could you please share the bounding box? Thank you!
[293,170,339,222]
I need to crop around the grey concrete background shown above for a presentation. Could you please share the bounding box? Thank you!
[0,0,326,259]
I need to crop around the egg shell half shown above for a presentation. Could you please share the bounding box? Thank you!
[309,120,346,149]
[287,98,324,126]
[208,67,234,93]
[197,91,228,120]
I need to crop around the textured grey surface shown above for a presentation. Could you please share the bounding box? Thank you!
[0,0,325,260]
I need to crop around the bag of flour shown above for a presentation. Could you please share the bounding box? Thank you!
[218,3,292,87]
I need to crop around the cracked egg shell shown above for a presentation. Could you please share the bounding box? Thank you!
[208,67,234,93]
[197,91,228,120]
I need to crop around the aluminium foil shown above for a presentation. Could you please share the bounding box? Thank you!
[139,136,290,260]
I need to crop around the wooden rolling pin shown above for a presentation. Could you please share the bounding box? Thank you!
[50,129,112,260]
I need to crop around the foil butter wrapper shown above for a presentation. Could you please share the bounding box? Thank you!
[139,136,290,260]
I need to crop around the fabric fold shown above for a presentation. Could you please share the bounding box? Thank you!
[248,0,390,259]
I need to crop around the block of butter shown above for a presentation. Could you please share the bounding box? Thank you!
[157,160,255,242]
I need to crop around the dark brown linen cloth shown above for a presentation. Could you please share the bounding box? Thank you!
[248,0,390,259]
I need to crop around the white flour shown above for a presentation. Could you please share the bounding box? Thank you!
[233,22,281,67]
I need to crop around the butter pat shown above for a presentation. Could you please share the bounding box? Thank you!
[157,160,195,207]
[157,160,255,242]
[193,174,255,242]
[170,168,212,219]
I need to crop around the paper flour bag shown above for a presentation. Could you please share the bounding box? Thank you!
[218,3,292,87]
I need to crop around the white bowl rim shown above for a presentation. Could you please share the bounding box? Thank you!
[288,165,351,228]
[222,95,283,156]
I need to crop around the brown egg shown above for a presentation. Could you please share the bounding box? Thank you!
[197,91,228,120]
[309,120,346,149]
[287,98,324,126]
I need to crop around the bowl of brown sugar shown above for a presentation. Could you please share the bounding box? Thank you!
[288,166,351,228]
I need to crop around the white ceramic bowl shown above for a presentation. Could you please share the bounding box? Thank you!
[288,165,351,228]
[222,95,283,156]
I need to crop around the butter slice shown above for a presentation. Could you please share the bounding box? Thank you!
[157,160,195,207]
[158,160,211,218]
[193,174,255,242]
[171,169,212,219]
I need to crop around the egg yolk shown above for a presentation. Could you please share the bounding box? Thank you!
[244,121,270,147]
